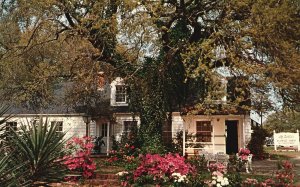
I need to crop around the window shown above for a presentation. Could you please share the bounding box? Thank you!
[101,123,108,137]
[115,85,127,103]
[110,77,128,106]
[123,121,137,132]
[51,121,63,132]
[32,119,40,127]
[5,122,17,139]
[196,121,212,142]
[5,122,17,133]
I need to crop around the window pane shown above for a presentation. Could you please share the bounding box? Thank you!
[5,122,17,139]
[101,123,108,137]
[33,120,39,126]
[5,122,17,132]
[123,121,137,132]
[196,121,212,142]
[51,121,63,132]
[115,85,127,103]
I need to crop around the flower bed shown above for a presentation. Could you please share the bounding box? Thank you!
[116,153,194,186]
[64,136,96,181]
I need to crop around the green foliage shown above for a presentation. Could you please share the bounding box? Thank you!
[130,58,175,154]
[228,155,245,172]
[187,155,208,172]
[247,126,268,158]
[4,119,68,186]
[0,105,22,187]
[111,122,141,154]
[264,110,300,134]
[0,1,300,161]
[227,172,243,187]
[0,153,20,187]
[165,130,184,154]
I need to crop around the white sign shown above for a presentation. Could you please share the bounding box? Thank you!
[273,130,300,151]
[274,133,298,146]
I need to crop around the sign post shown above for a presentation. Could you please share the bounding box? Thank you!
[298,129,300,152]
[273,130,277,151]
[273,130,300,152]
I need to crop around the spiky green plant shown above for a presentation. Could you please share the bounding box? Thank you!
[0,104,11,139]
[0,105,19,187]
[0,152,26,187]
[5,118,69,186]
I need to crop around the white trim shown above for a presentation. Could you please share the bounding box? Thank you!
[110,77,128,106]
[243,116,245,148]
[2,113,85,117]
[212,123,215,154]
[107,122,110,155]
[183,122,186,156]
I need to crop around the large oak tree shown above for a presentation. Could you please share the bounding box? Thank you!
[0,0,299,151]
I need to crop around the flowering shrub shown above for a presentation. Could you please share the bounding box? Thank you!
[117,153,194,186]
[210,173,229,186]
[243,178,258,186]
[134,153,193,180]
[208,162,227,174]
[238,148,251,161]
[172,172,188,184]
[261,178,275,187]
[64,136,96,180]
[107,143,140,165]
[275,160,294,185]
[116,171,133,186]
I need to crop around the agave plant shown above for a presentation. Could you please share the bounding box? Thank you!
[0,104,11,140]
[5,118,69,186]
[0,105,19,187]
[0,152,26,187]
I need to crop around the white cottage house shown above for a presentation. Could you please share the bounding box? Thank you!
[92,76,253,155]
[2,76,253,156]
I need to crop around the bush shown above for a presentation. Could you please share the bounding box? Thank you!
[187,155,208,172]
[2,120,68,186]
[64,136,96,181]
[247,126,268,159]
[118,153,194,186]
[107,142,141,166]
[275,160,294,185]
[107,125,141,166]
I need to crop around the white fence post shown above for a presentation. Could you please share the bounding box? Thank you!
[297,129,300,152]
[273,130,277,151]
[183,123,186,156]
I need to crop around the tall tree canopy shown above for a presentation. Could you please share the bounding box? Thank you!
[264,110,300,134]
[0,0,299,150]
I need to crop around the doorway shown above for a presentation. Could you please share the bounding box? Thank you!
[225,120,238,154]
[96,123,109,154]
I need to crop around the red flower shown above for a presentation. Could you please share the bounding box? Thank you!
[64,136,96,181]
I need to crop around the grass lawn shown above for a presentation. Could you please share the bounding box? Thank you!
[263,146,300,185]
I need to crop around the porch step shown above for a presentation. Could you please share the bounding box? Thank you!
[95,173,119,180]
[90,173,120,186]
[88,178,120,186]
[91,154,109,158]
